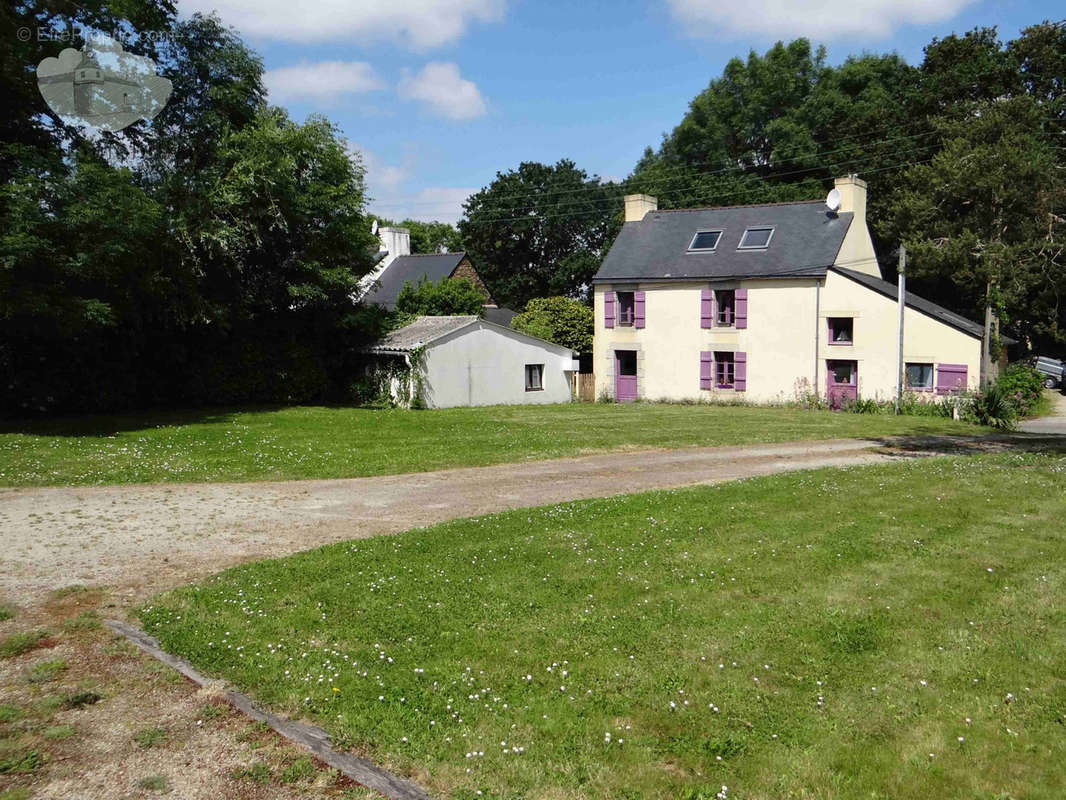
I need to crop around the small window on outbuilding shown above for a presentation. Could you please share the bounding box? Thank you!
[828,317,853,345]
[689,231,722,251]
[738,227,774,249]
[525,364,544,391]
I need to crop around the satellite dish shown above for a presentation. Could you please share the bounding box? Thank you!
[371,219,379,235]
[825,188,842,213]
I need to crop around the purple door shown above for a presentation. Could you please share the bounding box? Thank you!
[826,360,858,409]
[615,350,638,402]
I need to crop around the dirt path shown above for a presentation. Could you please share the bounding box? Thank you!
[1018,390,1066,435]
[1,437,905,605]
[0,434,1030,800]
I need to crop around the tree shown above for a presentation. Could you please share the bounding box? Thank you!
[511,297,593,353]
[459,160,621,308]
[395,277,485,317]
[891,96,1065,350]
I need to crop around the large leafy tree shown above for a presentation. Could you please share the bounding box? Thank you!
[372,217,464,255]
[459,160,621,308]
[511,296,593,353]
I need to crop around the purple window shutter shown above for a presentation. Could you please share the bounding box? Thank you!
[735,289,748,329]
[700,290,713,328]
[700,351,713,390]
[936,363,967,395]
[604,292,615,329]
[735,352,747,391]
[634,291,646,329]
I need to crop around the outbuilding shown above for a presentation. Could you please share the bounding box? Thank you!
[364,316,577,408]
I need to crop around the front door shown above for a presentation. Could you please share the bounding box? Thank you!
[615,350,638,402]
[826,360,858,409]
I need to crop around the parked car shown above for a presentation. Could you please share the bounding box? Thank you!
[1029,355,1066,389]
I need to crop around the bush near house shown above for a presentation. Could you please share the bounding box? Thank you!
[995,363,1045,416]
[394,277,484,317]
[510,296,593,352]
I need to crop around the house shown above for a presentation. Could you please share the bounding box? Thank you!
[592,176,987,406]
[364,315,577,408]
[359,226,517,326]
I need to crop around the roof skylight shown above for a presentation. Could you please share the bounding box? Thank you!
[738,227,774,249]
[688,230,722,251]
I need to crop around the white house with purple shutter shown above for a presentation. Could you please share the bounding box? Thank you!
[592,177,989,406]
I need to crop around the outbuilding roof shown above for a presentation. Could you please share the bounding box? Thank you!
[366,315,577,356]
[594,201,853,283]
[832,267,1014,343]
[362,253,468,310]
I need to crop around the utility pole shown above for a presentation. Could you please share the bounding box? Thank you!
[894,245,906,415]
[981,278,995,386]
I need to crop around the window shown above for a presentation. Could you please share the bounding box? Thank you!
[689,231,722,251]
[715,290,736,326]
[616,291,635,326]
[738,227,774,249]
[828,317,853,345]
[829,360,856,385]
[905,362,934,391]
[714,351,735,388]
[525,364,544,391]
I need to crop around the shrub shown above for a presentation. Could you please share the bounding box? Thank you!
[997,363,1045,416]
[969,382,1018,430]
[511,297,594,352]
[395,276,484,316]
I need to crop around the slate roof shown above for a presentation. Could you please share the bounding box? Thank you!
[366,316,478,353]
[831,267,1013,343]
[362,253,467,310]
[482,306,519,327]
[593,201,853,283]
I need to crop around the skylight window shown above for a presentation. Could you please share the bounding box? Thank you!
[688,231,722,251]
[738,227,774,249]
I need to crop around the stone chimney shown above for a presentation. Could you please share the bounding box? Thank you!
[377,226,411,270]
[831,175,880,278]
[833,175,867,225]
[624,194,658,223]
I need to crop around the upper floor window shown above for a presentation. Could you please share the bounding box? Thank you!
[828,317,853,345]
[616,291,635,326]
[738,227,774,249]
[689,231,722,251]
[716,290,736,326]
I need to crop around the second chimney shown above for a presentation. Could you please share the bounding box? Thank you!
[624,194,658,223]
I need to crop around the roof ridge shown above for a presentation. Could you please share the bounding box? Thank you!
[394,251,466,258]
[650,199,828,214]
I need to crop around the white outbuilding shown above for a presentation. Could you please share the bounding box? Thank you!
[364,316,577,408]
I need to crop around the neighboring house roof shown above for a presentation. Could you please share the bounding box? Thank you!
[482,306,519,327]
[831,267,1015,344]
[366,315,575,355]
[594,201,853,283]
[362,253,467,310]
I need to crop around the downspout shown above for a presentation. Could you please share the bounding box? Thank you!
[813,279,822,397]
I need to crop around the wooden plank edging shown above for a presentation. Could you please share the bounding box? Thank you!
[105,619,436,800]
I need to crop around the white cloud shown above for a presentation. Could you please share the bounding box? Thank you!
[665,0,975,39]
[349,144,472,224]
[264,61,384,104]
[398,62,487,121]
[178,0,504,48]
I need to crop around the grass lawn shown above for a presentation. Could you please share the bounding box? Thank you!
[141,453,1066,800]
[0,403,982,486]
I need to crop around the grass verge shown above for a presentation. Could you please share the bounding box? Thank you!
[141,453,1066,799]
[1,403,983,487]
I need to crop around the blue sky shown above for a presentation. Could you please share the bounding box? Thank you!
[179,0,1059,223]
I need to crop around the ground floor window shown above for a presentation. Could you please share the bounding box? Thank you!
[714,351,735,388]
[525,364,544,391]
[905,362,934,391]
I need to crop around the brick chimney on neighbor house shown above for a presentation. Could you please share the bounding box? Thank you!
[832,174,881,277]
[624,193,658,223]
